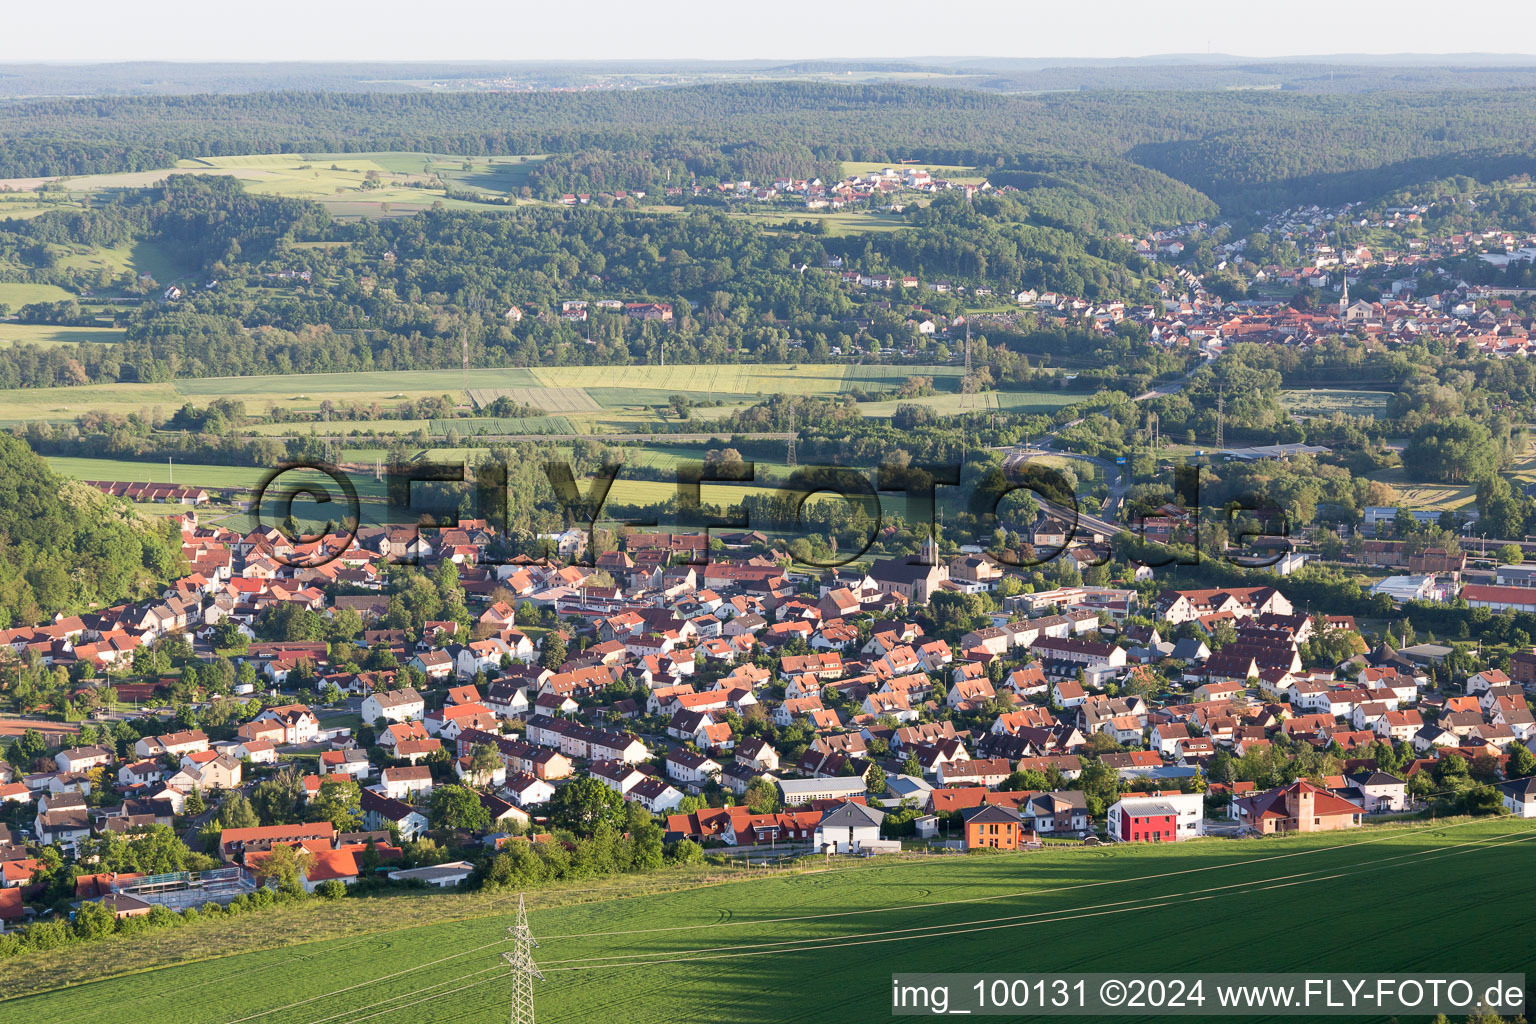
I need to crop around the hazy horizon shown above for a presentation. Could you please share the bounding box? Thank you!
[7,0,1536,64]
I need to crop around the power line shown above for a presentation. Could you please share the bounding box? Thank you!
[1216,384,1225,451]
[785,401,796,468]
[502,894,544,1024]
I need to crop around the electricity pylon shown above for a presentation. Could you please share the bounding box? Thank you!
[786,401,797,467]
[502,895,543,1024]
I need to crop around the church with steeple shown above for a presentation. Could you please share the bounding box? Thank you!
[863,533,950,605]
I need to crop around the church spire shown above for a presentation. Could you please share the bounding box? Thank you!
[1339,274,1349,315]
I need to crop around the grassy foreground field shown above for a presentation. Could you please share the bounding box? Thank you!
[3,819,1532,1024]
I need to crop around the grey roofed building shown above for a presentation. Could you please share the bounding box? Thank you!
[884,773,935,809]
[1396,643,1452,665]
[816,800,885,829]
[387,860,477,887]
[1346,770,1406,787]
[1170,638,1211,662]
[960,803,1023,825]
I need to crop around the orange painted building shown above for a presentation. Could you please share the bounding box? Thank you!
[961,804,1024,850]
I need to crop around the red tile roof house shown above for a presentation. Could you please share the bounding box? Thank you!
[1234,779,1363,835]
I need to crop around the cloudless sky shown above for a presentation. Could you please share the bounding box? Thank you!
[4,0,1535,63]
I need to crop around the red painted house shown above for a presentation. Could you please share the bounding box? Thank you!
[1110,800,1179,843]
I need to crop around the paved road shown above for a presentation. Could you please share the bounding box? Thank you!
[994,363,1204,531]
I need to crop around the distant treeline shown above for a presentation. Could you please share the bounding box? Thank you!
[6,83,1536,212]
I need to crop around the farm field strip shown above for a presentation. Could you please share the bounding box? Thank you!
[0,363,971,425]
[541,825,1536,969]
[12,820,1533,1024]
[257,824,1536,1022]
[0,324,127,347]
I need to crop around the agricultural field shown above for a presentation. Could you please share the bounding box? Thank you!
[3,819,1531,1023]
[431,416,579,435]
[1278,388,1392,419]
[859,389,1081,418]
[44,457,272,490]
[0,282,75,306]
[45,457,392,535]
[0,152,549,222]
[466,385,601,413]
[0,379,184,424]
[0,324,126,347]
[0,363,970,435]
[531,363,961,399]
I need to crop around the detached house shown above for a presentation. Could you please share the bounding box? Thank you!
[362,688,425,725]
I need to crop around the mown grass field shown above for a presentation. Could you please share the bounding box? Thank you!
[858,389,1081,418]
[3,819,1531,1024]
[0,282,75,306]
[0,324,126,347]
[1278,388,1392,419]
[1364,467,1477,512]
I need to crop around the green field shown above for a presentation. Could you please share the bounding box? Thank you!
[45,458,392,527]
[431,416,579,435]
[45,457,275,490]
[0,152,549,222]
[0,282,74,306]
[3,819,1531,1024]
[859,389,1081,418]
[48,238,195,285]
[0,324,126,347]
[0,364,964,427]
[1364,467,1477,512]
[1279,388,1392,419]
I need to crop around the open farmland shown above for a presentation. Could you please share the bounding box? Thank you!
[859,389,1081,418]
[3,819,1531,1024]
[0,282,75,306]
[466,386,601,413]
[0,324,126,347]
[0,364,963,427]
[0,152,550,221]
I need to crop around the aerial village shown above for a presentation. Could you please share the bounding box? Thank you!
[0,497,1532,935]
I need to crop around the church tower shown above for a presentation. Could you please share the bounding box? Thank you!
[919,531,939,566]
[1339,275,1349,315]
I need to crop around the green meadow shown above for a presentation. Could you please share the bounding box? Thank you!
[2,819,1531,1024]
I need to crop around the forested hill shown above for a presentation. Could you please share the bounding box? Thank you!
[5,82,1536,213]
[0,435,183,627]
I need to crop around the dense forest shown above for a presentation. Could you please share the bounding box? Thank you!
[0,435,184,627]
[5,83,1536,212]
[0,178,1158,388]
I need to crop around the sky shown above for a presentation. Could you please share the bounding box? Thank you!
[4,0,1536,63]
